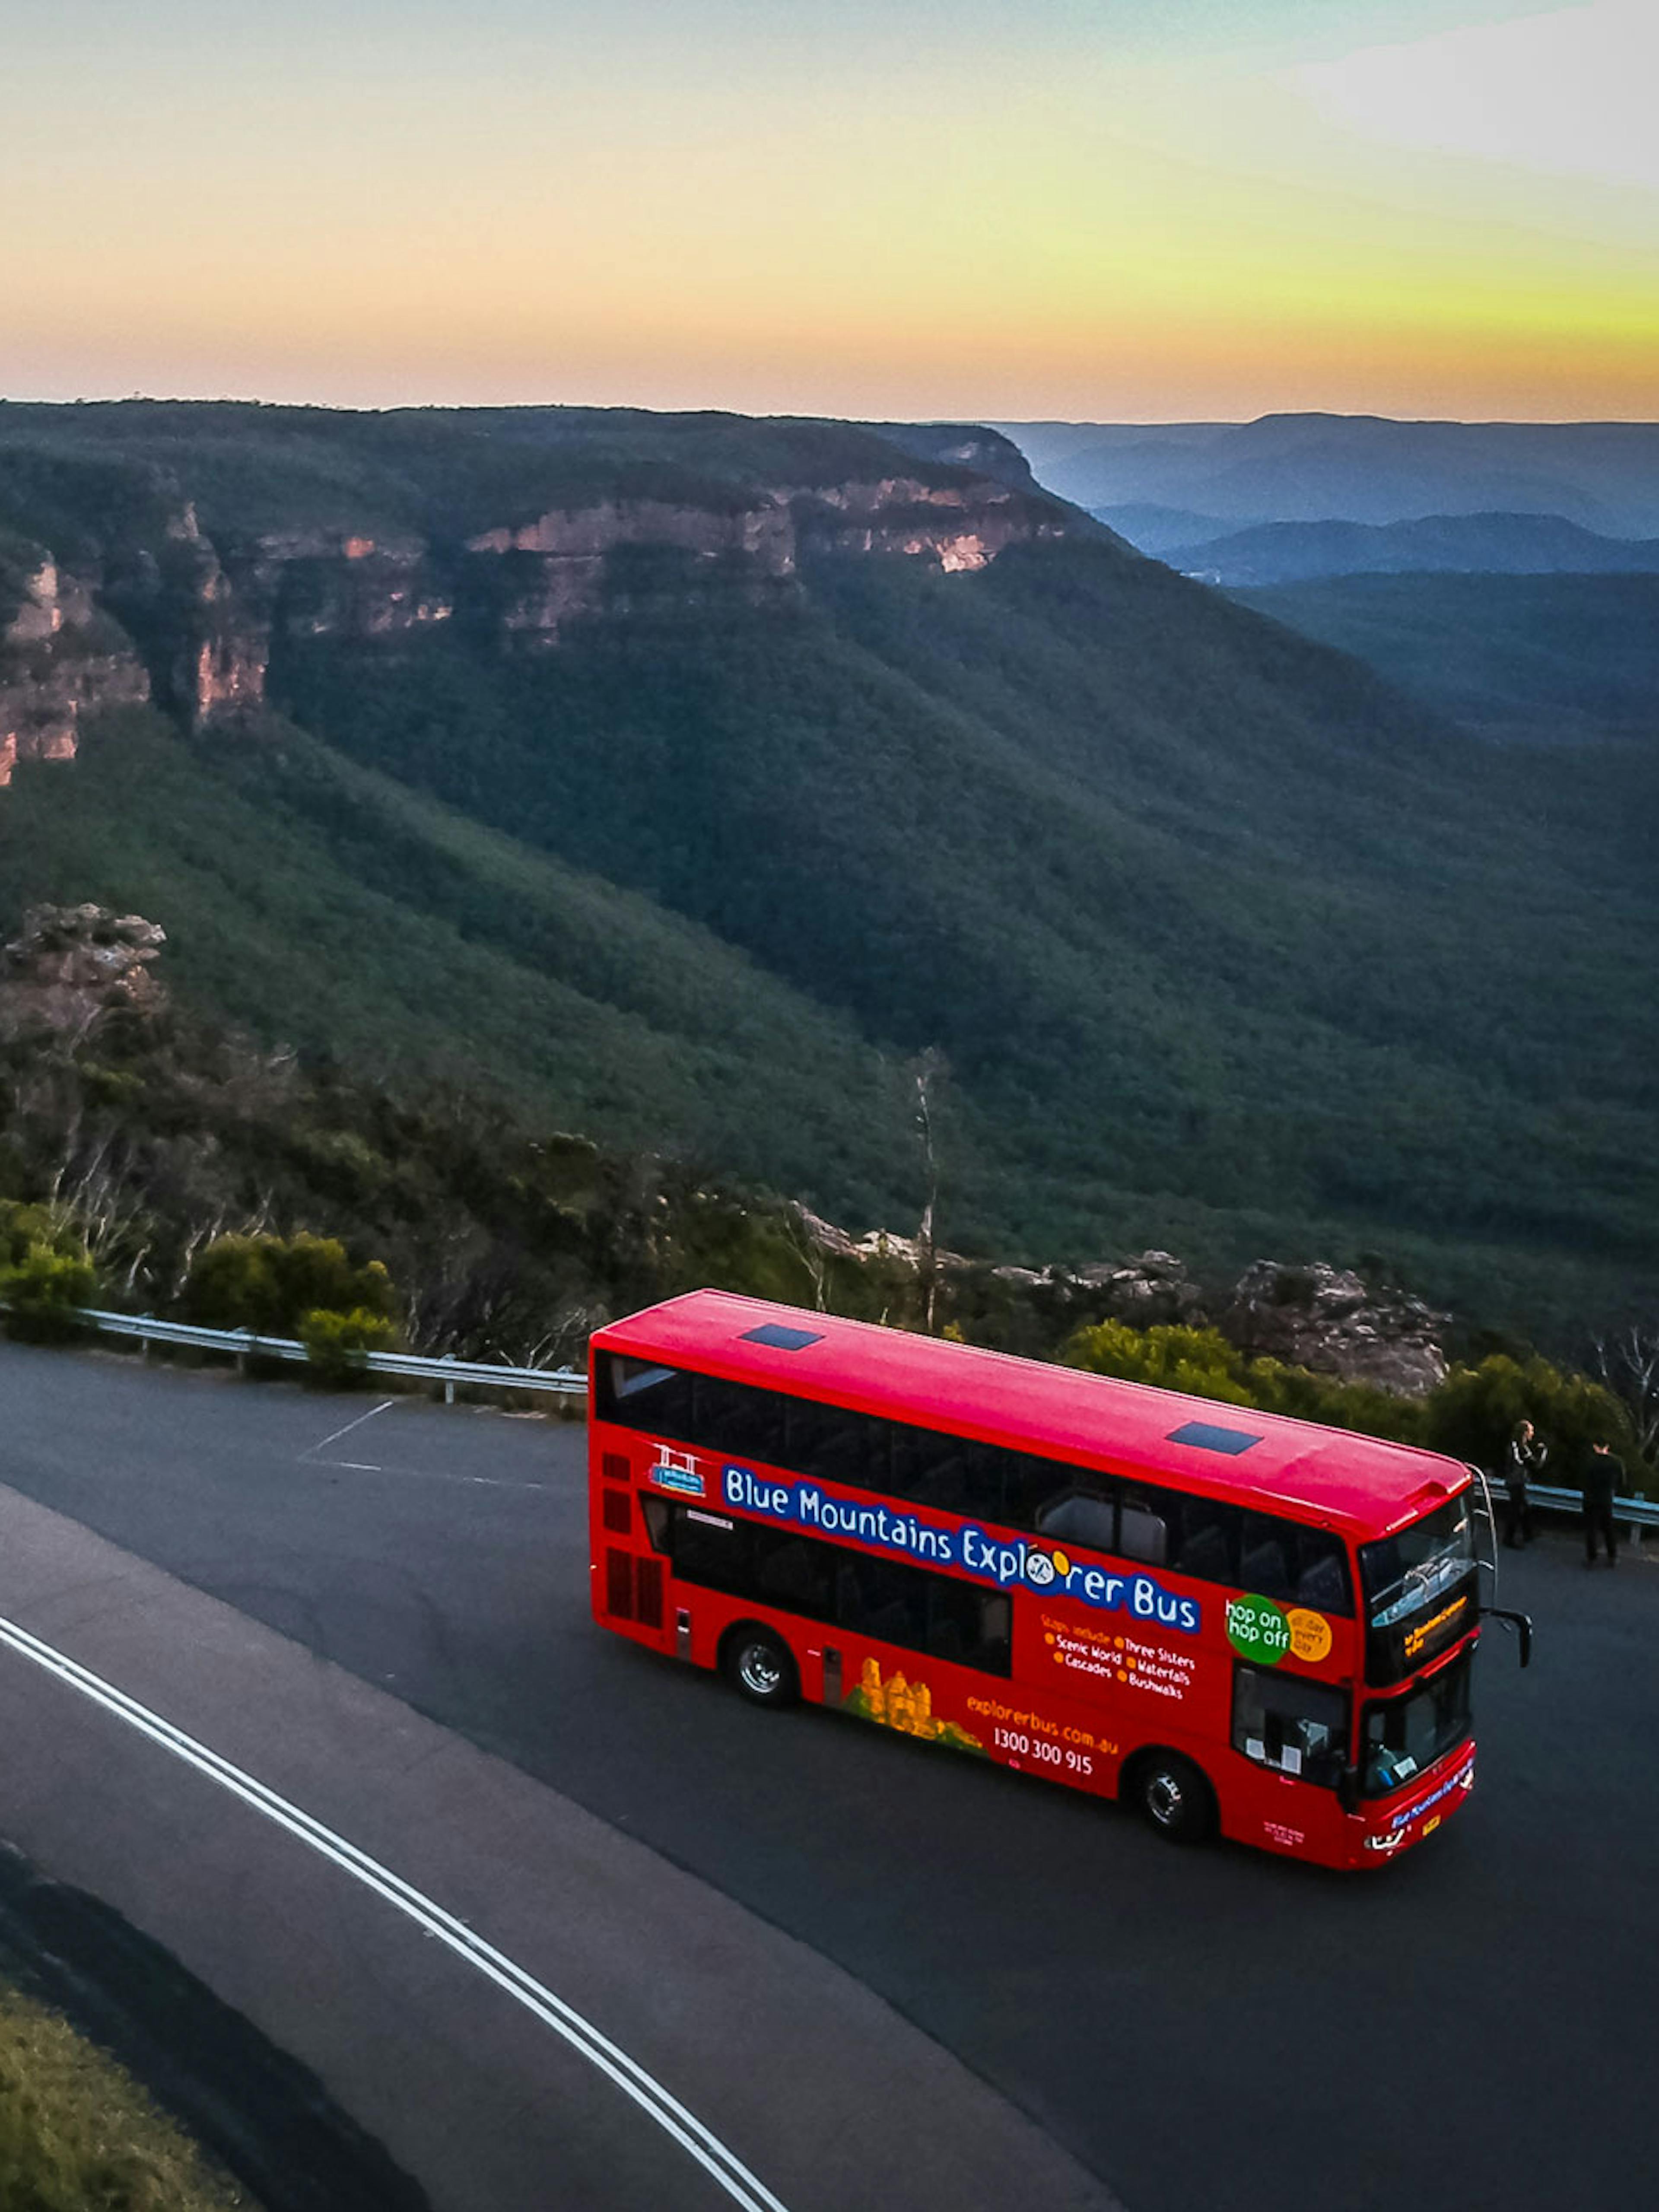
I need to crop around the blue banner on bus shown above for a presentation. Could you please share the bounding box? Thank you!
[722,1464,1201,1633]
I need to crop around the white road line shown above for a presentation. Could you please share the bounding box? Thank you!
[0,1613,791,2212]
[302,1399,397,1460]
[307,1460,550,1492]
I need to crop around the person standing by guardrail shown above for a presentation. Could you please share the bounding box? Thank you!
[1581,1440,1623,1568]
[1503,1419,1545,1548]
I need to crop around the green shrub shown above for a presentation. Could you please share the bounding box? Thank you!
[0,1246,98,1343]
[1422,1354,1638,1483]
[181,1233,395,1336]
[1062,1319,1426,1443]
[297,1304,398,1384]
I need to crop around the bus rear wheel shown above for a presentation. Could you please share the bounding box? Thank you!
[721,1625,799,1708]
[1128,1751,1214,1845]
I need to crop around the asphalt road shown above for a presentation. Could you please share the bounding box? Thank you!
[3,1341,1657,2212]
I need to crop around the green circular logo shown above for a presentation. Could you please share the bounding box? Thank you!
[1227,1595,1292,1665]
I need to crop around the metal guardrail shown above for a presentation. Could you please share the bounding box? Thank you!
[1520,1479,1656,1541]
[75,1306,587,1402]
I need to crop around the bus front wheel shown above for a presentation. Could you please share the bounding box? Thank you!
[1127,1750,1214,1845]
[721,1625,799,1709]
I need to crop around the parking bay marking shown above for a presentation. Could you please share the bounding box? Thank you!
[0,1611,791,2212]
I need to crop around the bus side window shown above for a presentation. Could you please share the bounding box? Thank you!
[1239,1513,1296,1600]
[599,1355,694,1440]
[1118,1488,1170,1566]
[1292,1529,1353,1616]
[1170,1498,1240,1586]
[756,1534,834,1620]
[961,1441,1011,1523]
[695,1376,787,1467]
[1037,1486,1118,1554]
[786,1398,864,1489]
[1003,1451,1070,1530]
[891,1424,972,1512]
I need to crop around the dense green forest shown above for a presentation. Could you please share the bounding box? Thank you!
[2,402,1656,1348]
[1231,573,1659,747]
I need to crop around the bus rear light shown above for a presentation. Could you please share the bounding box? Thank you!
[675,1608,693,1659]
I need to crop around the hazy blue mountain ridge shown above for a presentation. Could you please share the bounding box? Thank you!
[1167,512,1659,586]
[998,414,1659,535]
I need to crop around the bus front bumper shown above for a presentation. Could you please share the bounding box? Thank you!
[1352,1749,1476,1865]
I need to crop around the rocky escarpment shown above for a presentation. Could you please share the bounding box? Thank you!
[0,903,166,1038]
[0,459,1072,748]
[1221,1259,1450,1397]
[0,556,149,786]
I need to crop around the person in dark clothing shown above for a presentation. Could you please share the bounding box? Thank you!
[1581,1440,1623,1567]
[1502,1419,1545,1547]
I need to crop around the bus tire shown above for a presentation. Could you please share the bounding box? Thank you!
[1126,1750,1214,1845]
[721,1624,799,1709]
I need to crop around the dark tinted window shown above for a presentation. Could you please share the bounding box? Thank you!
[1168,1495,1241,1586]
[656,1504,1011,1676]
[786,1397,881,1489]
[597,1354,695,1440]
[693,1374,787,1465]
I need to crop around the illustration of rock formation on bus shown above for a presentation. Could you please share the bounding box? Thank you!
[843,1657,986,1752]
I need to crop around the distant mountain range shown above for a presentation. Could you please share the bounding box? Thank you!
[3,400,1658,1338]
[1163,512,1659,586]
[997,414,1659,538]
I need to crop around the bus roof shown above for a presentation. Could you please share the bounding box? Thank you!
[593,1291,1468,1540]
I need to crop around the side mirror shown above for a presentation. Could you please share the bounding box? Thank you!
[1482,1605,1533,1669]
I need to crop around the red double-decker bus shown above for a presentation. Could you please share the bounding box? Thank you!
[589,1291,1528,1868]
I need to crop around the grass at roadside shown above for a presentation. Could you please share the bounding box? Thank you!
[0,1980,253,2211]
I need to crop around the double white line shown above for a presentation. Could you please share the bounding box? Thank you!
[0,1611,791,2212]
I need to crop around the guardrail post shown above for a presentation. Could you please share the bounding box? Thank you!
[237,1328,254,1377]
[441,1354,456,1407]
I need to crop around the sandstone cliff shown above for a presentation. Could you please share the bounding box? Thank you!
[0,554,149,786]
[0,430,1076,763]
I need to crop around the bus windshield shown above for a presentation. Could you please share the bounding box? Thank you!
[1359,1494,1475,1629]
[1362,1650,1473,1796]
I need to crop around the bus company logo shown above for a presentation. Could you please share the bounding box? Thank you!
[721,1465,1202,1633]
[648,1448,707,1499]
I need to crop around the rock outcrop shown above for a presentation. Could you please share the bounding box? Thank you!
[0,904,168,1036]
[1221,1259,1449,1396]
[0,556,150,785]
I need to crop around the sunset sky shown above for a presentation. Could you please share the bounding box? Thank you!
[6,0,1654,420]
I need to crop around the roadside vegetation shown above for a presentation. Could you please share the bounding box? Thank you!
[0,1980,251,2212]
[1063,1321,1646,1490]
